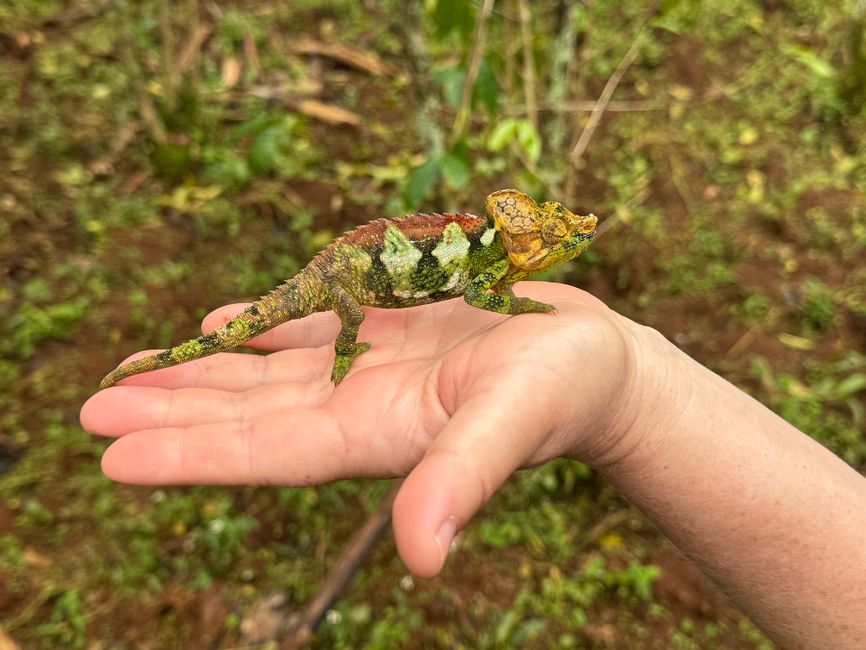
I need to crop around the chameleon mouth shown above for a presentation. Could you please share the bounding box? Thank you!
[577,213,598,234]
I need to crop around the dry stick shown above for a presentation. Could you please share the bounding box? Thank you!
[593,187,650,240]
[509,140,562,198]
[280,480,404,650]
[553,0,579,143]
[183,0,202,93]
[517,0,538,130]
[449,0,496,147]
[564,31,645,204]
[503,0,515,107]
[157,0,178,113]
[118,7,166,144]
[569,34,644,167]
[541,99,664,113]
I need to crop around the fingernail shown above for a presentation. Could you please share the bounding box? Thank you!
[434,516,458,565]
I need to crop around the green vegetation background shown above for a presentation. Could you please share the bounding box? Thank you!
[1,0,865,647]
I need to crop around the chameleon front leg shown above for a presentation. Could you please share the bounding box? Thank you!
[328,284,371,384]
[464,259,556,315]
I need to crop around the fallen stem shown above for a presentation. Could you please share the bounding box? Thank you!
[280,479,403,649]
[449,0,496,147]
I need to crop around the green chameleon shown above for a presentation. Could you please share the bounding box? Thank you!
[100,189,597,388]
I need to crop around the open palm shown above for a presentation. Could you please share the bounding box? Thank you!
[81,281,630,575]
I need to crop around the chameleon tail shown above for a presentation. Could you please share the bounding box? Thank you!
[99,274,323,389]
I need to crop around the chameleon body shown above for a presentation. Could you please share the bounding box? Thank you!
[100,189,597,388]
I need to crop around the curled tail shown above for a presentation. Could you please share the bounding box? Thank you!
[99,275,324,389]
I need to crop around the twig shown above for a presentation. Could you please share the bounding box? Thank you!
[540,99,664,113]
[449,0,495,143]
[180,0,203,94]
[177,21,212,75]
[117,6,166,143]
[4,586,59,631]
[576,508,638,552]
[157,0,178,113]
[725,323,763,359]
[564,20,646,205]
[503,0,515,110]
[89,121,142,176]
[548,0,579,149]
[289,39,393,76]
[593,187,650,240]
[449,0,496,146]
[508,141,562,198]
[280,480,403,649]
[517,0,538,130]
[569,34,644,167]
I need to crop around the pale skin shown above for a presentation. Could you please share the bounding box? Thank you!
[80,282,866,648]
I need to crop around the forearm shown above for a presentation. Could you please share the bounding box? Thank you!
[600,323,866,648]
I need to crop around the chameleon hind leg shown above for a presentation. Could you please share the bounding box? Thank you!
[328,284,371,384]
[464,259,556,315]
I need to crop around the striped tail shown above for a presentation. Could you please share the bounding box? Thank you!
[99,276,319,389]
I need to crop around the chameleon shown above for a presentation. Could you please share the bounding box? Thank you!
[99,189,597,388]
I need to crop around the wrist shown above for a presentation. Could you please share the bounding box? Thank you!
[561,312,690,472]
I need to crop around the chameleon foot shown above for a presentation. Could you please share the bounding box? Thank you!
[331,342,371,384]
[511,298,557,315]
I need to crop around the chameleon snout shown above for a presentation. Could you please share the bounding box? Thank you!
[578,213,598,235]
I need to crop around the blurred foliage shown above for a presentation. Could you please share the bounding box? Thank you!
[1,0,864,647]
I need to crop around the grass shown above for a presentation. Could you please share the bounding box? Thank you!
[1,0,864,647]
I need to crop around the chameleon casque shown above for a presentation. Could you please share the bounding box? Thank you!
[100,189,597,388]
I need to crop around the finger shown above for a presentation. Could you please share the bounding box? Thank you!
[82,379,332,437]
[202,302,456,352]
[202,304,342,351]
[101,346,332,391]
[392,378,552,578]
[100,405,373,485]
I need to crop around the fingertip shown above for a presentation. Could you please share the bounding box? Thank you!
[100,441,124,481]
[101,433,173,484]
[80,389,127,437]
[393,477,448,577]
[392,453,465,578]
[79,393,100,433]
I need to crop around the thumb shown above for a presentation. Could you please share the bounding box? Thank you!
[392,384,552,577]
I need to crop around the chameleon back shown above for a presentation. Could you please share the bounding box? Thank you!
[314,213,502,308]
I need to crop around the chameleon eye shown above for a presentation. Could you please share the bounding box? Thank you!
[541,218,568,244]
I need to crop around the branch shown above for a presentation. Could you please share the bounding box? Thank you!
[449,0,496,146]
[568,33,644,167]
[517,0,538,129]
[280,480,403,649]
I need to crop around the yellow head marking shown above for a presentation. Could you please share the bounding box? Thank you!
[485,189,597,271]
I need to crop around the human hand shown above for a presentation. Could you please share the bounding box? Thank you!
[80,282,639,577]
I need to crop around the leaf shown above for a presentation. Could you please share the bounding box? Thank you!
[248,123,288,174]
[434,67,465,111]
[221,56,242,89]
[659,0,686,15]
[227,114,281,145]
[784,45,837,79]
[833,373,866,399]
[432,0,474,39]
[473,56,499,115]
[294,100,361,126]
[778,332,815,350]
[402,156,441,210]
[487,118,519,151]
[516,119,542,162]
[440,151,470,190]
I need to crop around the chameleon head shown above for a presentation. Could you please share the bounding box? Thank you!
[485,189,598,271]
